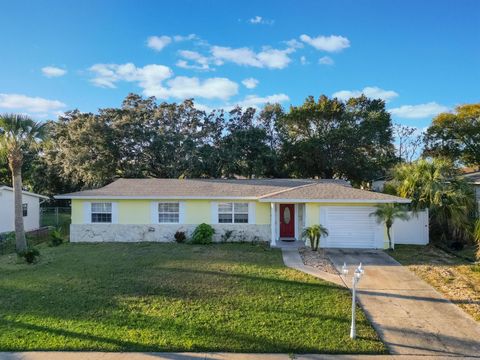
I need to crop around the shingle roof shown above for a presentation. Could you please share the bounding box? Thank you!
[463,171,480,184]
[259,182,409,202]
[55,178,409,203]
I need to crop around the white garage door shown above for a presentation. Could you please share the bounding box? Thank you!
[320,206,383,249]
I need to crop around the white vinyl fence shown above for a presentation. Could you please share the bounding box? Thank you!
[392,210,429,246]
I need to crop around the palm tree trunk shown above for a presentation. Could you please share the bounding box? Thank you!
[386,226,392,250]
[12,167,27,252]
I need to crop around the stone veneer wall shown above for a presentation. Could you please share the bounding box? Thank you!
[70,224,271,243]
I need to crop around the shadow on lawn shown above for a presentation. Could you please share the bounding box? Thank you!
[0,314,380,353]
[0,243,385,353]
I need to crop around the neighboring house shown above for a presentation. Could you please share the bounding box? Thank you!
[0,186,49,233]
[56,178,411,249]
[371,179,387,192]
[462,171,480,209]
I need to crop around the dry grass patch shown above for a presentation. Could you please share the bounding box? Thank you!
[390,245,480,321]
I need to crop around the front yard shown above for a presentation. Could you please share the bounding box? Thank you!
[0,243,385,353]
[390,244,480,321]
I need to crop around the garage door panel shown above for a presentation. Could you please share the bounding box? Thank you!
[321,206,382,249]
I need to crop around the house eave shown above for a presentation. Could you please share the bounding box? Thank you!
[0,186,49,200]
[54,195,260,200]
[258,198,411,203]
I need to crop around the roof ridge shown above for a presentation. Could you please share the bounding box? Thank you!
[257,181,319,199]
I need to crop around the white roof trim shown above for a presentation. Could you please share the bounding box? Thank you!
[259,198,411,204]
[55,194,410,203]
[54,195,260,200]
[257,182,319,199]
[0,186,49,199]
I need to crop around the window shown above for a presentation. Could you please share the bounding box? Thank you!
[91,202,112,223]
[22,203,28,217]
[218,202,249,224]
[158,202,179,223]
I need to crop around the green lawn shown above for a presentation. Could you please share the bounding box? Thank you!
[0,243,386,353]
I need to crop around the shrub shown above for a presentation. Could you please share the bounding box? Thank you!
[174,230,187,243]
[49,228,64,247]
[18,248,40,264]
[449,241,464,251]
[190,223,215,244]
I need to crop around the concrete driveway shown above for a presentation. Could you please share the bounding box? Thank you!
[327,249,480,357]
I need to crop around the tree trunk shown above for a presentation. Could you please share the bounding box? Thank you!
[12,167,27,252]
[386,226,392,250]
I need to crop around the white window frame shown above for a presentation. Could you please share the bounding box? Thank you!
[150,201,185,224]
[91,202,113,223]
[84,202,118,224]
[217,202,250,224]
[158,202,180,224]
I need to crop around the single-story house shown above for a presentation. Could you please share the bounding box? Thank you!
[0,186,49,233]
[56,178,410,249]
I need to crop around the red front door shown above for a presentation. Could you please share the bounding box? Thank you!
[279,204,295,238]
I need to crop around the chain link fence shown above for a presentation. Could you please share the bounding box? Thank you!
[0,207,71,255]
[40,207,71,234]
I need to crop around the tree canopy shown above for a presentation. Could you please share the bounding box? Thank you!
[2,93,399,197]
[424,104,480,167]
[387,158,476,244]
[278,95,395,184]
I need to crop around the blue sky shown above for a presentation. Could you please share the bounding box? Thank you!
[0,0,478,128]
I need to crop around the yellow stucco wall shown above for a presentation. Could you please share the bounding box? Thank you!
[71,199,83,224]
[72,199,272,225]
[118,200,150,224]
[256,202,270,225]
[71,199,388,246]
[305,203,319,227]
[185,200,211,224]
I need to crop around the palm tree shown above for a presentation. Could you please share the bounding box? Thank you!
[302,224,329,251]
[0,114,45,252]
[391,158,475,244]
[370,204,409,250]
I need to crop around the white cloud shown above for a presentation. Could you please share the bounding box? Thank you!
[332,86,399,102]
[235,93,289,109]
[147,35,172,51]
[242,78,259,89]
[173,34,198,42]
[194,103,215,113]
[257,48,294,69]
[248,16,274,25]
[300,56,308,65]
[319,56,334,65]
[149,76,238,100]
[0,93,66,114]
[89,62,238,101]
[389,102,449,119]
[176,50,210,70]
[89,63,173,89]
[211,46,293,69]
[285,39,304,49]
[41,66,67,78]
[300,34,350,52]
